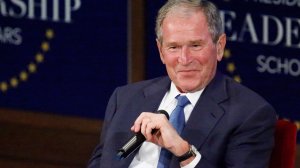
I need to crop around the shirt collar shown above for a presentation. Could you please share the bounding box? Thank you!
[168,82,204,107]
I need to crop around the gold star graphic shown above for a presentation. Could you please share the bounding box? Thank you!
[35,53,44,63]
[20,71,28,81]
[46,29,54,39]
[224,49,231,59]
[28,63,37,73]
[41,42,50,52]
[227,63,236,73]
[0,82,8,92]
[10,78,18,88]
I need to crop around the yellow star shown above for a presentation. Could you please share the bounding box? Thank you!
[10,77,18,88]
[0,82,8,92]
[35,53,44,63]
[46,29,54,39]
[20,71,28,81]
[234,75,242,83]
[28,63,37,73]
[227,63,236,73]
[41,42,50,52]
[223,49,231,59]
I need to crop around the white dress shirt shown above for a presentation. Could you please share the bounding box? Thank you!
[129,82,204,168]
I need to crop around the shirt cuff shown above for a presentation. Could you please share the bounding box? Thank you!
[181,150,201,168]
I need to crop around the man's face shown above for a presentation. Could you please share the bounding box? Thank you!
[157,8,226,93]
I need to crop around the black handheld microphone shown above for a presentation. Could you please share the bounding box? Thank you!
[116,110,169,160]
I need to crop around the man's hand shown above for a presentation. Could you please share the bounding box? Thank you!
[130,112,190,157]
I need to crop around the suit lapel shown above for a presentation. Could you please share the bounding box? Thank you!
[169,72,229,167]
[184,72,228,148]
[140,77,171,112]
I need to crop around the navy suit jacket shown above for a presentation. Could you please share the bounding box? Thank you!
[88,72,277,168]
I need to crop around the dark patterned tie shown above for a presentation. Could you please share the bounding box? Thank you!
[157,95,190,168]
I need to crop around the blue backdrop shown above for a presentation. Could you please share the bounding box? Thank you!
[0,0,127,118]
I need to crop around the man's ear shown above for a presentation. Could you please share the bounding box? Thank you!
[156,39,165,64]
[216,34,226,61]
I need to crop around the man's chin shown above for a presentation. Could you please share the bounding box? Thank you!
[176,83,203,93]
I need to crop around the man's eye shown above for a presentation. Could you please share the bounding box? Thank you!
[168,46,178,50]
[191,44,201,50]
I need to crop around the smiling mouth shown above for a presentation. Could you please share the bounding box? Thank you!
[178,70,199,73]
[177,70,200,76]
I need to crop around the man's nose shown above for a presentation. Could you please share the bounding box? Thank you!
[178,47,192,64]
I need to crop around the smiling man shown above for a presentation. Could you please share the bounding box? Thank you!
[88,1,277,168]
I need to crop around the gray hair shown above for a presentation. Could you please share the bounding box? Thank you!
[155,0,223,43]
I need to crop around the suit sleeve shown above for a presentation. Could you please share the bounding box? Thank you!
[87,87,119,168]
[224,103,277,168]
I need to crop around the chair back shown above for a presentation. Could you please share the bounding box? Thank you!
[269,120,297,168]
